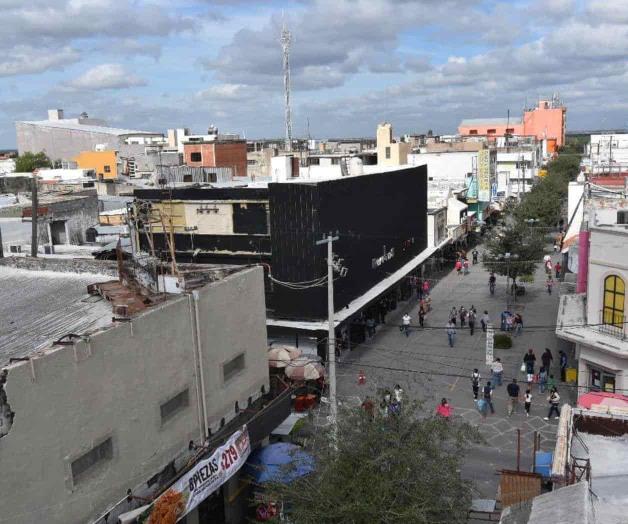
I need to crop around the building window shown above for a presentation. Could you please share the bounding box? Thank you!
[506,128,514,134]
[591,368,616,393]
[104,165,111,173]
[183,174,193,183]
[385,147,391,159]
[469,130,478,135]
[618,211,628,224]
[487,129,496,134]
[160,389,190,423]
[71,438,113,484]
[190,152,202,162]
[223,353,245,382]
[603,275,625,327]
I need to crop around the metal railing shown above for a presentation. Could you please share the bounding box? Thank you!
[598,309,626,340]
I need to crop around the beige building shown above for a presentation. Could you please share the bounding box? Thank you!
[0,262,273,524]
[377,123,411,166]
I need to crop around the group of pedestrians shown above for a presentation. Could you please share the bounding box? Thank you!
[361,384,405,419]
[446,305,479,346]
[506,378,562,420]
[500,310,524,335]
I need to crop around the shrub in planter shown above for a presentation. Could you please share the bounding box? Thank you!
[519,274,534,284]
[494,333,513,349]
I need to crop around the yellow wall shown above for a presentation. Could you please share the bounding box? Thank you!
[376,123,410,166]
[150,202,187,233]
[74,150,118,180]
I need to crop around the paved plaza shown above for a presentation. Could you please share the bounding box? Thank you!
[335,248,572,499]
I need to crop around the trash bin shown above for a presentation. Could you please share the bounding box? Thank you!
[566,367,577,383]
[535,451,553,479]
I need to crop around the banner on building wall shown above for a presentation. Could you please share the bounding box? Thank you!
[478,149,491,202]
[139,426,251,523]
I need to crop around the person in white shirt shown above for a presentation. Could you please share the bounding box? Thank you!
[524,389,532,417]
[401,314,411,337]
[446,321,456,347]
[491,358,504,386]
[393,384,404,404]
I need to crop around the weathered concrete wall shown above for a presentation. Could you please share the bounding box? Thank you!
[16,123,122,161]
[0,266,269,524]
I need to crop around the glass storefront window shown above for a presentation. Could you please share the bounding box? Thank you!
[590,368,616,393]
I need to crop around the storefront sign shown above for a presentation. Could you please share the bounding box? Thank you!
[141,426,251,523]
[478,149,491,202]
[372,247,395,268]
[485,324,494,366]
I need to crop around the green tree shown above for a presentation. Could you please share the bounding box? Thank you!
[15,151,52,172]
[266,405,481,524]
[482,222,545,283]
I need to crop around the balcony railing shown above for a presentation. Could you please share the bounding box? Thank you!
[598,309,626,340]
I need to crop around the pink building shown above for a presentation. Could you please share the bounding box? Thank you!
[458,100,566,147]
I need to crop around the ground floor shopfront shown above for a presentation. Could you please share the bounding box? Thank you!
[266,238,459,361]
[576,342,628,394]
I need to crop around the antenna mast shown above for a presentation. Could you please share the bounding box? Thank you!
[281,20,293,152]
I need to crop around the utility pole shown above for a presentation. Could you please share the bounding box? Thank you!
[0,224,3,258]
[30,172,38,257]
[316,233,339,431]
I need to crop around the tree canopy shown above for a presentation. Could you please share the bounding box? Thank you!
[265,405,481,524]
[15,151,52,172]
[482,222,545,281]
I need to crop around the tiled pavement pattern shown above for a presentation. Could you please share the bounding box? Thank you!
[334,246,572,499]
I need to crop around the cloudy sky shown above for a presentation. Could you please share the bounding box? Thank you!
[1,0,627,147]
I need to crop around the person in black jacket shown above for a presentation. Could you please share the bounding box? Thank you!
[523,349,537,375]
[507,379,520,416]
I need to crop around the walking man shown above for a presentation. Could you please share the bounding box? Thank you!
[483,381,495,414]
[446,320,456,348]
[401,313,411,337]
[541,348,553,372]
[472,249,479,264]
[507,378,520,416]
[545,388,561,420]
[481,310,490,332]
[471,369,481,400]
[559,350,568,382]
[523,348,537,376]
[491,358,504,386]
[450,306,458,326]
[468,306,476,335]
[418,305,426,328]
[459,306,467,328]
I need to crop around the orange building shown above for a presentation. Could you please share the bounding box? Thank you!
[458,99,566,147]
[74,150,118,180]
[183,140,247,177]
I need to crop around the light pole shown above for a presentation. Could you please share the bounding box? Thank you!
[501,252,519,309]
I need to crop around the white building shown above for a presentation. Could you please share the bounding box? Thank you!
[584,133,628,174]
[556,206,628,394]
[0,262,278,524]
[494,148,540,199]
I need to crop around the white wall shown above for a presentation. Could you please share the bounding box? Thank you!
[184,202,234,234]
[408,151,476,184]
[0,267,269,524]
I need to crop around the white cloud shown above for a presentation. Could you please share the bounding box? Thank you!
[63,64,146,91]
[0,45,79,77]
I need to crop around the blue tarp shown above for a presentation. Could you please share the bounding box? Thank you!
[245,443,315,484]
[535,451,553,478]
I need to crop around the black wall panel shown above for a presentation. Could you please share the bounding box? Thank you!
[269,167,428,320]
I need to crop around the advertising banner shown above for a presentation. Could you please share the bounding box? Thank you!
[140,426,251,523]
[478,149,491,202]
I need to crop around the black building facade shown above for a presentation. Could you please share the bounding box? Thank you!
[269,166,428,320]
